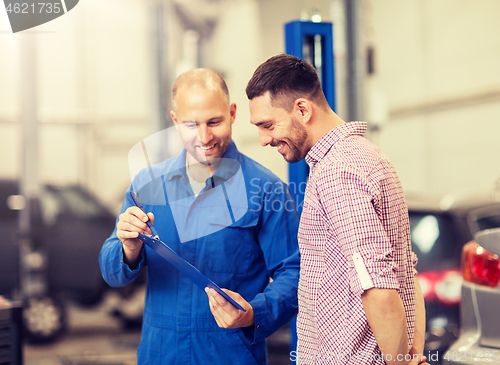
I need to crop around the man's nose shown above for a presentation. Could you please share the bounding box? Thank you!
[198,125,212,144]
[259,129,273,147]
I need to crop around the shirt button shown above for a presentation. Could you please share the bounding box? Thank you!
[257,325,261,329]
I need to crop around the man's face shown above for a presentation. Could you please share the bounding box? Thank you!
[171,86,235,166]
[249,92,308,163]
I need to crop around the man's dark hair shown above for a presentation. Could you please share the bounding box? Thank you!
[246,54,328,111]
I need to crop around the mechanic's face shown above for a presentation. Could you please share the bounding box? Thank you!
[171,86,235,167]
[249,92,308,163]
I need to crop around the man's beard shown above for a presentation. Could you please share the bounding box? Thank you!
[282,117,308,163]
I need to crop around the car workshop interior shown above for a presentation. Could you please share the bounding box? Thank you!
[1,1,500,365]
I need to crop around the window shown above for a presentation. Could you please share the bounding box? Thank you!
[409,211,459,272]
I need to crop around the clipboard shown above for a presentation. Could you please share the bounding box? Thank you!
[137,233,246,312]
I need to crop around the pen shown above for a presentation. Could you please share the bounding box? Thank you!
[130,191,159,239]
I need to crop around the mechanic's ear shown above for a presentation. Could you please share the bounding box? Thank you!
[230,103,236,125]
[171,111,178,125]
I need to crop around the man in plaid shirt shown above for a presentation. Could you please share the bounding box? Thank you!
[246,54,427,365]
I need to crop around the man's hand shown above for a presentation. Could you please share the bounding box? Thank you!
[205,288,254,329]
[116,206,154,267]
[407,347,429,365]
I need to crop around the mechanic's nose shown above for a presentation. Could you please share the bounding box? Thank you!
[198,125,212,145]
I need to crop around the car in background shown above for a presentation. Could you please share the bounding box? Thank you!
[407,195,500,363]
[442,228,500,364]
[0,179,117,342]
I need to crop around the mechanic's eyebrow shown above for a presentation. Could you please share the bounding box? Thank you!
[181,116,224,124]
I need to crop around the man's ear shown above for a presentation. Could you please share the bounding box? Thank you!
[170,111,178,125]
[230,103,237,125]
[294,98,313,124]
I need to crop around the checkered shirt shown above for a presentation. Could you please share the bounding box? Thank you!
[296,122,417,365]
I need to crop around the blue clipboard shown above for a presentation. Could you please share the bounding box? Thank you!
[137,233,246,312]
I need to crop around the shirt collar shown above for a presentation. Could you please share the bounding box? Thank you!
[164,140,239,183]
[305,121,368,166]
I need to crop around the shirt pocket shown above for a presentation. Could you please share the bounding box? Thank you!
[203,212,259,274]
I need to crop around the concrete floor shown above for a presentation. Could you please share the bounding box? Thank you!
[23,296,291,365]
[24,300,140,365]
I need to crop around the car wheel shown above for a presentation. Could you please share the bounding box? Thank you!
[23,296,66,343]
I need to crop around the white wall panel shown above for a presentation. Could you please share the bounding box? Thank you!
[0,10,19,120]
[370,0,500,199]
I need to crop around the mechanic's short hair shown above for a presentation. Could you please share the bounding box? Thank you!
[172,69,229,111]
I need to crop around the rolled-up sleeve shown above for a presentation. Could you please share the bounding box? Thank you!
[317,164,401,297]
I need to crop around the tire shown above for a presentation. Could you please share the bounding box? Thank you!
[23,296,67,343]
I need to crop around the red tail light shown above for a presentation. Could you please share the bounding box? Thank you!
[462,240,500,288]
[417,269,462,305]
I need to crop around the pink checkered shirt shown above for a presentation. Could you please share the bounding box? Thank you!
[295,122,417,364]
